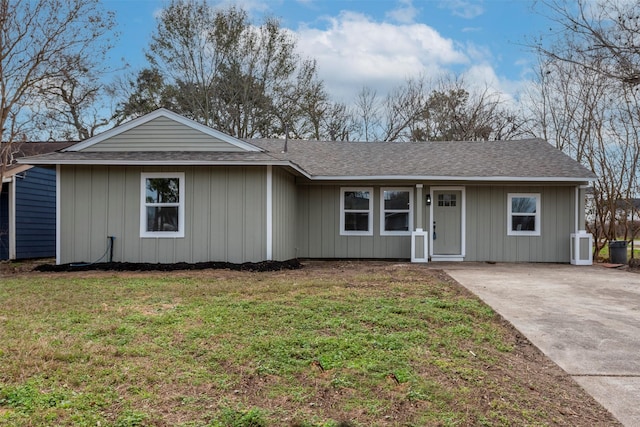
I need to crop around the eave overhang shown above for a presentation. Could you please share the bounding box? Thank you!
[308,175,596,183]
[2,164,33,183]
[17,157,312,179]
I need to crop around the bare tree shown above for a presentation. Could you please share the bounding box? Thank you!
[380,77,429,142]
[320,102,356,142]
[0,0,115,188]
[354,86,382,141]
[423,76,523,141]
[530,0,640,258]
[279,59,328,140]
[121,1,324,139]
[33,54,117,141]
[376,75,524,142]
[533,0,640,85]
[524,56,640,257]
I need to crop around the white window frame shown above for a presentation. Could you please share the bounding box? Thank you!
[507,193,541,236]
[140,172,185,238]
[380,187,413,236]
[340,187,373,236]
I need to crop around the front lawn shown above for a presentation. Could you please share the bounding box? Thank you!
[0,261,617,426]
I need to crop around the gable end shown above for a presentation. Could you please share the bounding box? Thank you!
[66,109,262,153]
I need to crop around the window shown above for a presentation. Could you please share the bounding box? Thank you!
[140,173,185,238]
[340,187,373,235]
[380,188,413,235]
[437,193,457,207]
[508,193,540,236]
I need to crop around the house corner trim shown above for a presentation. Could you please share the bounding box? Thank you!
[266,165,273,261]
[56,165,61,265]
[8,178,16,260]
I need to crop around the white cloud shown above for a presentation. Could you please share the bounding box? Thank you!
[461,63,530,110]
[439,0,484,19]
[464,41,493,64]
[386,0,419,24]
[295,11,469,101]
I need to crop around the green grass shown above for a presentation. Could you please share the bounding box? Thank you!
[0,264,606,426]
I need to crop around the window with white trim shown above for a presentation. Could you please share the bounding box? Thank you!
[340,187,373,235]
[380,188,413,235]
[507,193,540,236]
[140,172,185,238]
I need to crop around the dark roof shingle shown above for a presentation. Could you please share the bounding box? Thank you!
[249,138,596,180]
[17,138,596,181]
[2,142,75,173]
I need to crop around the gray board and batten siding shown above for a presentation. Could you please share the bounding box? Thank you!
[296,184,412,259]
[465,185,575,263]
[295,183,578,263]
[59,167,580,264]
[271,166,298,261]
[59,165,268,264]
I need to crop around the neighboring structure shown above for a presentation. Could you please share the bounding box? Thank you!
[615,198,640,222]
[19,109,596,265]
[1,142,73,259]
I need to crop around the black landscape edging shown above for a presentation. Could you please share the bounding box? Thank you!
[35,259,302,273]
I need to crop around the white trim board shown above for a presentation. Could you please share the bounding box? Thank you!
[8,179,16,260]
[311,175,595,183]
[56,165,61,265]
[429,186,466,261]
[266,165,273,261]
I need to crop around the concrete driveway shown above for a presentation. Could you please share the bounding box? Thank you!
[443,263,640,427]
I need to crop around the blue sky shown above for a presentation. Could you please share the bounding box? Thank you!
[105,0,550,103]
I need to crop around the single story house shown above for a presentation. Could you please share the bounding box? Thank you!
[19,109,596,265]
[1,142,74,259]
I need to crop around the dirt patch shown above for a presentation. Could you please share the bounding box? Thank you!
[0,258,55,275]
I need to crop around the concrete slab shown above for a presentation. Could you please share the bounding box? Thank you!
[443,263,640,427]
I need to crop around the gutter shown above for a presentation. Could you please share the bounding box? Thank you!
[17,158,595,183]
[307,175,597,183]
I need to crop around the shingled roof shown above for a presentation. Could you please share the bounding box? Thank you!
[2,142,74,177]
[18,137,595,182]
[18,150,281,165]
[249,138,596,181]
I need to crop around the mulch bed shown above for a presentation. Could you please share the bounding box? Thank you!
[34,259,302,273]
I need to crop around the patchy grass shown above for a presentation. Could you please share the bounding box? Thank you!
[0,261,617,426]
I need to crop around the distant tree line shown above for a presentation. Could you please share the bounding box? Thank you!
[113,1,525,143]
[0,0,533,146]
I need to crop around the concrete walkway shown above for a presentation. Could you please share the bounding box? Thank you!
[443,263,640,427]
